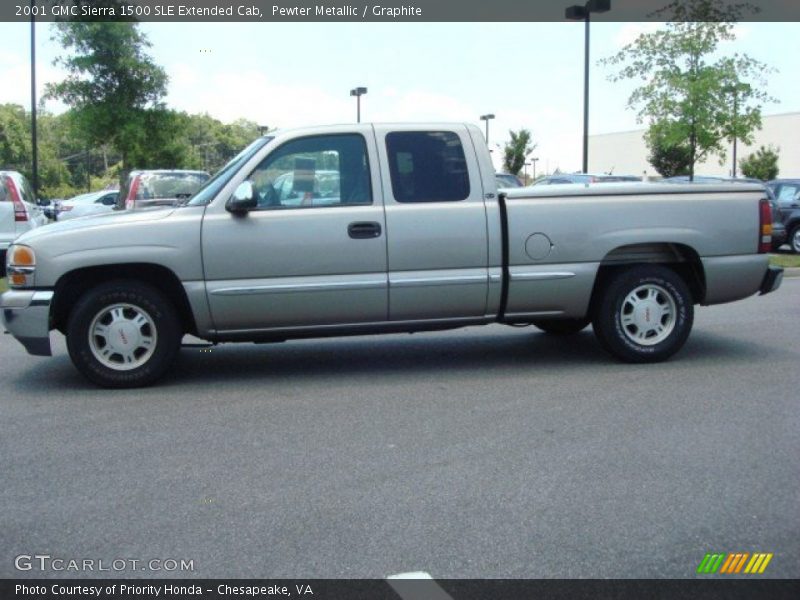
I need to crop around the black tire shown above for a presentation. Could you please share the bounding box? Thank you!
[532,318,591,335]
[790,225,800,254]
[592,265,693,363]
[66,280,182,388]
[0,250,6,277]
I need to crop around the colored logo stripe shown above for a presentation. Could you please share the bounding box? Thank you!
[697,553,725,574]
[697,552,773,574]
[744,553,773,574]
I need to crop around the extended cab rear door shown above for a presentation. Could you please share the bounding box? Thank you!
[374,124,491,320]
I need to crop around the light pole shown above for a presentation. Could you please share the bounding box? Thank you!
[350,87,367,123]
[565,0,611,174]
[480,114,495,145]
[30,1,38,198]
[258,124,269,136]
[523,162,530,182]
[723,82,751,178]
[531,157,539,181]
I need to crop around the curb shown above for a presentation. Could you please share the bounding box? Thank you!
[782,267,800,278]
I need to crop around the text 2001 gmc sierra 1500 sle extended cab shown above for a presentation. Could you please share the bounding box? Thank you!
[1,123,783,387]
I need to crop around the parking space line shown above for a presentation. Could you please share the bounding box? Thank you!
[387,571,453,600]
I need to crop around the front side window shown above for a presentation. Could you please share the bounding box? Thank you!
[246,134,372,209]
[386,131,470,203]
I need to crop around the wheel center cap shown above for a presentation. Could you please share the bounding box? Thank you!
[111,323,139,352]
[635,301,660,328]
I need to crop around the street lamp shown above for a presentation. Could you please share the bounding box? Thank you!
[258,124,269,136]
[480,114,495,145]
[531,157,539,181]
[722,82,751,178]
[30,1,38,198]
[350,87,367,123]
[565,0,611,174]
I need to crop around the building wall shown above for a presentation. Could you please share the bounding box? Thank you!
[589,112,800,179]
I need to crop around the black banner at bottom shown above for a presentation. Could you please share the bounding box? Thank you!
[3,579,800,600]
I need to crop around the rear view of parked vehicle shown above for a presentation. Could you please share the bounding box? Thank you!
[768,179,800,253]
[120,170,210,210]
[0,171,47,275]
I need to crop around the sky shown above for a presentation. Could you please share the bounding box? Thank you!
[0,21,799,174]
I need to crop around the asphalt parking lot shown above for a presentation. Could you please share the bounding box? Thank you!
[1,279,798,579]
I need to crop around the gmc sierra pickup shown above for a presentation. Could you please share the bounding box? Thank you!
[1,123,783,387]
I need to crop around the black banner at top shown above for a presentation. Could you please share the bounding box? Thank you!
[3,0,800,22]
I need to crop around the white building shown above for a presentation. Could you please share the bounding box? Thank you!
[588,111,800,179]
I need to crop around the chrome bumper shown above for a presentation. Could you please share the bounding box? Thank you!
[1,290,53,356]
[759,266,784,296]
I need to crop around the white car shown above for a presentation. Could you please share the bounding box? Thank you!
[0,171,47,273]
[56,190,119,221]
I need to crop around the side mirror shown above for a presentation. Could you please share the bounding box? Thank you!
[226,181,257,214]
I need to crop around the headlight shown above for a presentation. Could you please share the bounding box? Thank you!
[6,244,36,288]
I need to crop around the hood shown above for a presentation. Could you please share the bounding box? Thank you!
[15,207,176,245]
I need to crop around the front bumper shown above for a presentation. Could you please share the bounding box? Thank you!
[1,290,53,356]
[759,266,784,296]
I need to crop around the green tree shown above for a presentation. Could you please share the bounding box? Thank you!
[502,129,536,176]
[46,22,168,187]
[0,104,31,172]
[739,145,779,181]
[645,121,693,177]
[601,0,774,180]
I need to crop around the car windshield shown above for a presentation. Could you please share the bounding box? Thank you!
[187,137,273,206]
[135,172,209,200]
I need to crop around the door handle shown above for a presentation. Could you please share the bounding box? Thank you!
[348,221,382,239]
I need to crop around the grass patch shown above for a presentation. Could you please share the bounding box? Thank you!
[770,254,800,268]
[0,278,7,293]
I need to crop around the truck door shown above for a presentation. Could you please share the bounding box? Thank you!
[375,125,490,320]
[201,129,388,332]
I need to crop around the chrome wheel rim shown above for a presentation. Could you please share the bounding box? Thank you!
[793,229,800,253]
[89,303,157,370]
[619,284,677,346]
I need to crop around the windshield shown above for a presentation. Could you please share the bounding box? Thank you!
[135,172,208,200]
[187,137,273,206]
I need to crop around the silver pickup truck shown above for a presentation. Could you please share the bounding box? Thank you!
[1,123,783,387]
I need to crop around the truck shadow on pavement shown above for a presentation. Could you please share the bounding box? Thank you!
[8,326,782,392]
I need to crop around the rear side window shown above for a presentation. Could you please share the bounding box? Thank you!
[386,131,470,203]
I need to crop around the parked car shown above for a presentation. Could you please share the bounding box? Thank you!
[495,172,524,189]
[56,190,119,221]
[1,123,782,387]
[767,179,800,253]
[532,173,642,185]
[663,176,787,251]
[0,171,47,275]
[119,170,210,210]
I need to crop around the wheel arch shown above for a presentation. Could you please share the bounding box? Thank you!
[589,242,706,315]
[51,263,197,336]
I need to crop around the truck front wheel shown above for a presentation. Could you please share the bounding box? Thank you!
[66,281,181,388]
[592,266,693,363]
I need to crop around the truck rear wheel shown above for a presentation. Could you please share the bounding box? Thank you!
[532,318,590,335]
[592,266,693,363]
[66,281,181,388]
